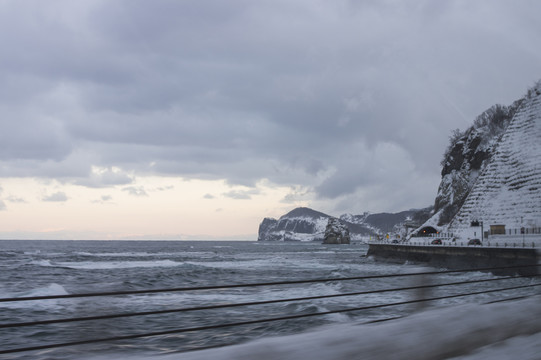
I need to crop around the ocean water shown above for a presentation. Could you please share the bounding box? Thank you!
[0,240,537,359]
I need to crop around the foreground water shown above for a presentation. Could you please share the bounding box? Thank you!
[0,240,537,359]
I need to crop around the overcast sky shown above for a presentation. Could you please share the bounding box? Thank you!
[1,0,540,240]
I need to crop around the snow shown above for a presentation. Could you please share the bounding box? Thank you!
[129,296,541,360]
[448,89,541,236]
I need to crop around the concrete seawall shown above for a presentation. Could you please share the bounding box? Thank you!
[367,244,539,276]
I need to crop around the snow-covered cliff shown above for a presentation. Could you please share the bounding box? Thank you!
[258,207,331,242]
[432,102,521,226]
[419,81,541,237]
[447,81,541,237]
[258,207,429,242]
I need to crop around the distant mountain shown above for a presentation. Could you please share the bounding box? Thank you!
[258,207,335,242]
[258,207,430,242]
[420,80,541,237]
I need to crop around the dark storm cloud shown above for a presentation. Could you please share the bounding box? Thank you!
[1,0,541,212]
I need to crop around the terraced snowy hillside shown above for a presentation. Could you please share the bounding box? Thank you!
[448,82,541,237]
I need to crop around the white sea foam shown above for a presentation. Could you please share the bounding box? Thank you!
[1,283,69,309]
[185,257,344,270]
[73,251,211,258]
[30,259,185,270]
[27,283,69,297]
[53,259,184,270]
[120,280,346,309]
[30,259,54,267]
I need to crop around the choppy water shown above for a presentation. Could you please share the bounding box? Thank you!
[0,240,537,359]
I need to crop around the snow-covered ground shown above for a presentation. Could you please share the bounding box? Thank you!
[91,295,541,360]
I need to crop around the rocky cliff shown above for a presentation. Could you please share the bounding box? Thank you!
[258,207,429,242]
[425,95,523,228]
[420,81,541,236]
[323,218,350,244]
[258,207,331,242]
[447,81,541,237]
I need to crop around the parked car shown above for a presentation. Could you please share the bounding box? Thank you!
[467,239,482,246]
[431,239,442,245]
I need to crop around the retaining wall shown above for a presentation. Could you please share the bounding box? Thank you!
[366,244,539,276]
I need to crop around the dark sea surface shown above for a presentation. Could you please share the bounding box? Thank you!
[0,240,536,359]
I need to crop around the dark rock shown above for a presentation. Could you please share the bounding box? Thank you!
[323,218,350,244]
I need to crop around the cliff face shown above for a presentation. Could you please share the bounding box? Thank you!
[257,207,332,242]
[323,218,350,244]
[430,100,522,227]
[447,82,541,236]
[258,207,430,242]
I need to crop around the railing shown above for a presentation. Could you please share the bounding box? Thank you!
[377,240,540,248]
[495,227,541,236]
[1,264,540,356]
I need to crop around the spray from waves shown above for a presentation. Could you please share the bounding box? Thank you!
[30,259,54,267]
[1,283,69,309]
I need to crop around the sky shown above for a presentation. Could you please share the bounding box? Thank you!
[1,0,541,240]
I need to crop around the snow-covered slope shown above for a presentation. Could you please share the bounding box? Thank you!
[431,103,520,227]
[447,82,541,237]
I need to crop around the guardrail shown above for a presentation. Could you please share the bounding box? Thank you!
[376,240,539,248]
[1,264,540,356]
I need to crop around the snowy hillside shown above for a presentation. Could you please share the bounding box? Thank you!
[447,81,541,237]
[417,81,541,238]
[432,102,521,226]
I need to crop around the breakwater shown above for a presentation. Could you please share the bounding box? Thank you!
[367,244,539,276]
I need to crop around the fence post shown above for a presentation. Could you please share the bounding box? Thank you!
[410,267,431,312]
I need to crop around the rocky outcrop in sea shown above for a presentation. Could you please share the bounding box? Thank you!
[323,218,350,244]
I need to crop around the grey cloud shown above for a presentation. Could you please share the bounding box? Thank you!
[222,189,260,200]
[122,186,148,197]
[281,186,311,204]
[203,194,215,199]
[0,1,540,212]
[75,167,134,188]
[6,196,27,203]
[155,186,174,192]
[42,192,68,202]
[0,199,6,211]
[92,195,113,204]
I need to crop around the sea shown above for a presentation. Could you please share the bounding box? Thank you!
[0,240,537,360]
